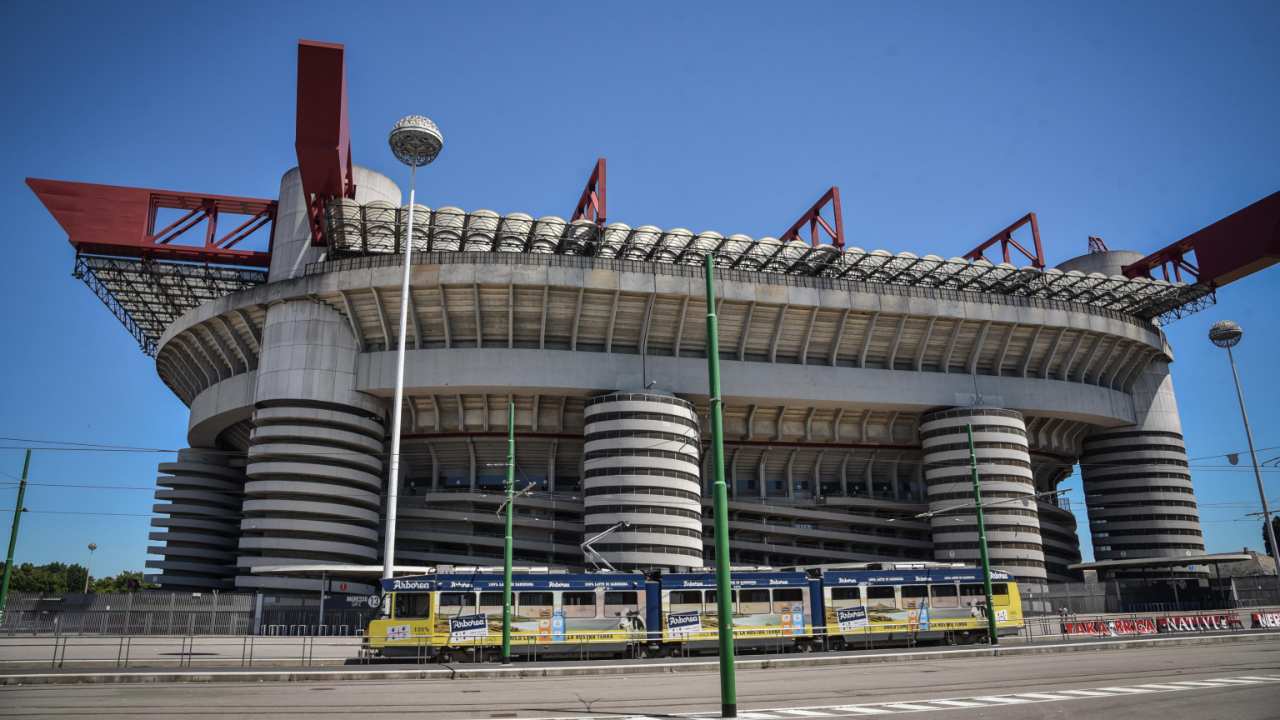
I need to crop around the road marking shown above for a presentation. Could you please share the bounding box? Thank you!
[1057,689,1116,697]
[1135,683,1190,690]
[1096,686,1157,693]
[830,706,895,715]
[1012,692,1075,701]
[1206,678,1262,685]
[775,711,836,717]
[971,695,1032,704]
[736,714,783,719]
[1236,675,1280,681]
[880,703,945,712]
[927,699,988,707]
[1167,680,1232,687]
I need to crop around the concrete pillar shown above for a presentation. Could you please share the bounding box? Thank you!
[581,391,703,570]
[920,407,1047,590]
[236,298,385,595]
[148,448,245,591]
[1079,358,1205,563]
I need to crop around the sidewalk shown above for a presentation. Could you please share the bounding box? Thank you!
[2,630,1276,686]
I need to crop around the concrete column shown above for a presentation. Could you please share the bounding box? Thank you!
[581,391,703,570]
[237,298,385,595]
[1079,358,1205,563]
[148,448,246,591]
[920,407,1047,590]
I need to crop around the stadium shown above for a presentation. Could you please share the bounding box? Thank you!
[27,41,1279,609]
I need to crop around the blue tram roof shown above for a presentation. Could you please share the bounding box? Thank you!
[381,572,646,593]
[661,571,809,590]
[819,568,1011,586]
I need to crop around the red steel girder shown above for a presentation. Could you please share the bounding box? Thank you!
[1122,191,1280,287]
[296,39,356,246]
[570,158,607,227]
[27,178,275,268]
[964,212,1045,269]
[780,186,844,249]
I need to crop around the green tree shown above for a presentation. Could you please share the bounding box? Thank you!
[0,562,87,593]
[90,571,155,593]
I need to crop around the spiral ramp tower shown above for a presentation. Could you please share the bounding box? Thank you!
[582,392,704,571]
[920,408,1047,591]
[147,449,246,590]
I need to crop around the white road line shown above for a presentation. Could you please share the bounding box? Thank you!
[1167,680,1232,687]
[1013,692,1075,700]
[830,706,895,715]
[1096,686,1156,693]
[1135,683,1189,690]
[1235,675,1280,681]
[736,714,783,719]
[971,696,1032,704]
[880,703,945,712]
[1206,678,1262,684]
[774,711,836,717]
[1057,689,1117,697]
[928,699,989,707]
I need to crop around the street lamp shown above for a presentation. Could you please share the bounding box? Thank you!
[83,543,97,594]
[382,116,444,588]
[1209,320,1280,582]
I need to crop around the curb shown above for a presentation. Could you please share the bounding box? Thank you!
[1,631,1276,686]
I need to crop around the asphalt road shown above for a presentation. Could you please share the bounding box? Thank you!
[2,641,1278,719]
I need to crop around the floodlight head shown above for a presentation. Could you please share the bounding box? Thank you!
[388,115,443,167]
[1209,320,1243,348]
[88,543,98,551]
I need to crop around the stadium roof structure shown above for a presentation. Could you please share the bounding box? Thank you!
[25,40,1280,356]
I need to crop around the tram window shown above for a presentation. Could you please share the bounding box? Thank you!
[704,589,739,612]
[670,590,703,613]
[563,591,598,618]
[518,592,554,617]
[394,593,430,619]
[478,592,505,615]
[866,586,897,610]
[830,587,862,607]
[604,591,638,617]
[991,583,1010,606]
[438,592,475,616]
[901,585,928,609]
[772,588,803,613]
[739,589,770,614]
[930,584,959,608]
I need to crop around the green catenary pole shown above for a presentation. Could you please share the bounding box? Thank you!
[1,450,32,622]
[704,254,738,718]
[502,400,515,664]
[967,424,999,645]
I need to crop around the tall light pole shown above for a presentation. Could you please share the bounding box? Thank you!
[1,450,32,620]
[382,115,444,587]
[502,400,515,665]
[83,543,97,594]
[703,254,737,718]
[1209,320,1280,584]
[965,425,1000,645]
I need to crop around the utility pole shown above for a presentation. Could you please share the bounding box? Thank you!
[704,254,737,718]
[502,400,515,665]
[1,450,32,621]
[967,425,999,645]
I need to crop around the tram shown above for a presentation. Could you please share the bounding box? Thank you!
[364,563,1023,659]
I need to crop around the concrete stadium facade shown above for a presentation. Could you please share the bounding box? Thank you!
[145,165,1205,598]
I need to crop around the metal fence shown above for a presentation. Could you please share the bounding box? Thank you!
[0,591,254,635]
[1,607,1276,672]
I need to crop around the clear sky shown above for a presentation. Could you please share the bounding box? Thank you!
[1,1,1278,577]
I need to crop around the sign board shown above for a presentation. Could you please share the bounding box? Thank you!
[667,611,702,636]
[836,606,869,631]
[367,594,381,609]
[385,624,411,641]
[448,614,489,642]
[1251,612,1280,629]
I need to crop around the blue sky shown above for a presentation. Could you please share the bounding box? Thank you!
[1,1,1278,576]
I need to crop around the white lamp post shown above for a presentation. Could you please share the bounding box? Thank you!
[382,116,444,584]
[1209,320,1280,579]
